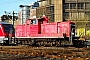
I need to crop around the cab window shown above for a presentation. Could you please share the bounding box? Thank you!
[31,20,37,24]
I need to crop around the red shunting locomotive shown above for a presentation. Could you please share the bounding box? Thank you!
[0,16,86,47]
[15,15,77,46]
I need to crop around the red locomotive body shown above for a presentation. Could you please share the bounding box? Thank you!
[15,16,76,46]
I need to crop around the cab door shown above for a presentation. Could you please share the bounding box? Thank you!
[70,24,75,37]
[69,24,75,44]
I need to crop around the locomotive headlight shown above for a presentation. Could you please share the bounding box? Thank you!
[71,32,74,35]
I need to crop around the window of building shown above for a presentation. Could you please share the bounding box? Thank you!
[63,12,69,19]
[63,3,69,9]
[50,14,54,22]
[50,6,54,13]
[85,12,90,16]
[51,0,54,5]
[85,12,90,20]
[70,3,76,9]
[46,7,50,14]
[47,0,51,5]
[77,3,84,9]
[85,2,90,9]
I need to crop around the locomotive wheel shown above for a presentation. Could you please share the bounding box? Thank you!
[41,41,44,46]
[36,42,41,46]
[50,42,52,46]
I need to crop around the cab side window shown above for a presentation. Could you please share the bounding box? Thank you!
[33,20,36,24]
[31,20,37,24]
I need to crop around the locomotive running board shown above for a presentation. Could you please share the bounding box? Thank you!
[15,36,64,38]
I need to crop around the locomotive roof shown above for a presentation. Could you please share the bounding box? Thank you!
[0,22,11,24]
[28,16,48,20]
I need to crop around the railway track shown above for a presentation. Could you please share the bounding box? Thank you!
[0,46,90,60]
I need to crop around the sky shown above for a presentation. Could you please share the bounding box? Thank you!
[0,0,36,16]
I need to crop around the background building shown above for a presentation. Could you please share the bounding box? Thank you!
[63,0,90,37]
[30,9,36,19]
[37,0,90,37]
[18,2,39,24]
[36,0,54,22]
[19,5,30,24]
[36,0,63,22]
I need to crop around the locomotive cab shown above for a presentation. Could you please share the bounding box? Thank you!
[26,15,49,25]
